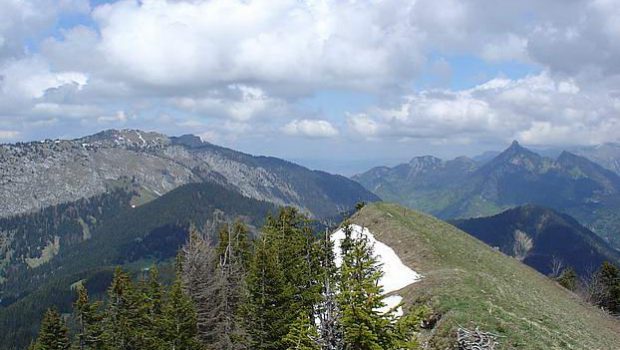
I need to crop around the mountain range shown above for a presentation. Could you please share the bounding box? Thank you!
[0,129,380,349]
[353,141,620,248]
[0,129,378,220]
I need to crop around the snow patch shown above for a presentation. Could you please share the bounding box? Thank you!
[137,131,146,145]
[332,224,422,317]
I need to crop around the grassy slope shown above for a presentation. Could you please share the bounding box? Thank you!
[351,203,620,350]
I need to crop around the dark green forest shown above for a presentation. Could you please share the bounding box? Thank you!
[28,208,428,350]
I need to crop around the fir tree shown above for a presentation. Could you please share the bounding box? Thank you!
[283,314,321,350]
[103,267,153,350]
[144,266,164,324]
[212,222,251,349]
[556,267,578,291]
[73,285,105,350]
[246,207,323,350]
[161,275,202,350]
[246,235,292,350]
[32,308,70,350]
[336,225,397,350]
[597,261,620,313]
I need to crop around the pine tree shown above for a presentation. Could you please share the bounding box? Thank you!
[557,267,578,291]
[103,267,153,350]
[597,261,620,313]
[144,266,164,323]
[336,225,397,350]
[32,308,71,350]
[283,314,321,350]
[246,207,323,350]
[161,275,202,350]
[73,285,105,350]
[246,235,292,350]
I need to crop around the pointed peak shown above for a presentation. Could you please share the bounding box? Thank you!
[498,140,529,156]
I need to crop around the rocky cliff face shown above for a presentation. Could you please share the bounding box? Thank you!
[0,129,378,219]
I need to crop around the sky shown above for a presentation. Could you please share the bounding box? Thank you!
[1,0,620,175]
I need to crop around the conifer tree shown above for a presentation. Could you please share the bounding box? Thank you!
[283,314,321,350]
[32,308,70,350]
[103,267,153,350]
[73,285,105,350]
[144,266,164,323]
[557,267,578,291]
[211,222,251,349]
[246,207,323,350]
[161,275,202,350]
[597,261,620,313]
[336,225,397,350]
[246,235,292,350]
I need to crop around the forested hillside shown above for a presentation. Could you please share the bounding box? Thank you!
[453,205,620,277]
[0,182,276,349]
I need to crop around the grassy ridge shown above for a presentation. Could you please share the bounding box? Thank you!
[352,203,620,349]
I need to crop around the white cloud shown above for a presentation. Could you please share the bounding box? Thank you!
[282,119,339,138]
[173,85,289,121]
[349,72,620,145]
[0,0,89,62]
[1,0,620,154]
[0,130,20,140]
[97,111,129,124]
[90,0,423,93]
[0,57,88,116]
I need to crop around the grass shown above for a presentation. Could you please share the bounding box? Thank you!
[352,202,620,350]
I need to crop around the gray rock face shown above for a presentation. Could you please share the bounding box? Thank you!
[0,129,377,219]
[572,143,620,175]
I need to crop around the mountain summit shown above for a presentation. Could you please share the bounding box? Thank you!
[0,129,378,219]
[354,141,620,248]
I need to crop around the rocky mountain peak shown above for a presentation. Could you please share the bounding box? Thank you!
[79,129,170,150]
[479,140,544,174]
[171,134,208,148]
[408,155,443,168]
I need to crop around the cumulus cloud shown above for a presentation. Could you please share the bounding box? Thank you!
[1,0,620,154]
[91,0,423,93]
[282,119,339,138]
[0,0,89,62]
[348,72,620,145]
[173,85,289,121]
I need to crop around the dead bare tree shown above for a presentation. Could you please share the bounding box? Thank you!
[315,228,344,350]
[549,256,565,279]
[578,265,608,308]
[457,327,499,350]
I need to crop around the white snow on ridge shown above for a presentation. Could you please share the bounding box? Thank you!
[331,224,422,316]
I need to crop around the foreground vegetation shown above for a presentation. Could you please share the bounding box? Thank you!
[29,208,427,350]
